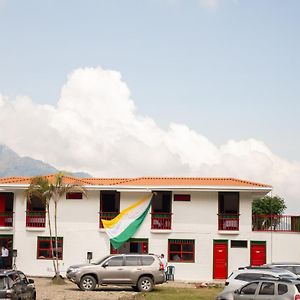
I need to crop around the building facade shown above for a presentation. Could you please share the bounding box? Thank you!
[0,175,298,281]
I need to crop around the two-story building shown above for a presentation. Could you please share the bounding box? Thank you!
[0,175,298,281]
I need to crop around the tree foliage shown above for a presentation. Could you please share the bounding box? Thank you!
[25,172,86,281]
[252,195,286,215]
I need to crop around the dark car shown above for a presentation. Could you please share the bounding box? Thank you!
[0,270,36,300]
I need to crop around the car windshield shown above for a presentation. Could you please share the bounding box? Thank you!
[92,255,110,265]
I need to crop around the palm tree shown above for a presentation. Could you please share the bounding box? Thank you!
[26,172,87,281]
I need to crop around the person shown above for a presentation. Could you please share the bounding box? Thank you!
[160,254,168,277]
[1,245,9,269]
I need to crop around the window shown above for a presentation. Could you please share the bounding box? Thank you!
[66,192,82,199]
[231,240,247,248]
[142,256,154,266]
[174,194,190,201]
[106,256,123,267]
[235,273,275,282]
[37,237,63,260]
[100,191,120,228]
[218,192,239,214]
[240,282,259,295]
[168,239,194,262]
[125,256,141,266]
[111,239,148,254]
[278,284,288,295]
[259,282,274,295]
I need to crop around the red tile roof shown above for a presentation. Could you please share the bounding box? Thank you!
[0,175,271,188]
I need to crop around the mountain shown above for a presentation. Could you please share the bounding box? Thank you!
[0,144,91,178]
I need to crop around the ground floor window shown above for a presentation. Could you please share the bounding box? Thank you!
[110,238,148,254]
[168,239,195,262]
[37,237,63,260]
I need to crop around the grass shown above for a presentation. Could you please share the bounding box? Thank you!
[134,286,223,300]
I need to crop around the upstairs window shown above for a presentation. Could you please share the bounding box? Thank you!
[174,194,191,202]
[66,192,83,200]
[100,191,120,228]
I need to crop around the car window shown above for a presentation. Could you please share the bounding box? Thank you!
[240,282,259,295]
[8,273,20,285]
[125,256,140,266]
[142,256,154,266]
[296,284,300,293]
[235,273,275,282]
[259,282,275,295]
[18,272,28,284]
[294,266,300,274]
[278,283,288,295]
[106,257,123,267]
[0,277,7,289]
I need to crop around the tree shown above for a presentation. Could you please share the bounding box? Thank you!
[252,195,286,215]
[26,172,86,282]
[252,195,287,231]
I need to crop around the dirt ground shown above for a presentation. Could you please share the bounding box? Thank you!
[34,277,194,300]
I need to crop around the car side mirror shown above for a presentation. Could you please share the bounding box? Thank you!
[28,279,34,284]
[234,289,240,294]
[102,262,108,268]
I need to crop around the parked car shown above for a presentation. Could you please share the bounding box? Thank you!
[66,254,166,292]
[263,263,300,276]
[216,268,298,300]
[0,269,36,300]
[226,278,300,300]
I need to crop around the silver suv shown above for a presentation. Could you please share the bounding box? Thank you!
[66,254,165,292]
[232,278,300,300]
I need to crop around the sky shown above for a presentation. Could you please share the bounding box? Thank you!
[0,0,300,211]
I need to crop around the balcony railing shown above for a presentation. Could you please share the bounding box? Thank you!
[26,211,46,228]
[218,213,240,231]
[151,212,172,230]
[252,214,300,232]
[0,211,14,227]
[99,211,119,228]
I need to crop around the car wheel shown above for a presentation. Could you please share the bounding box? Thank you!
[79,275,97,291]
[137,276,154,292]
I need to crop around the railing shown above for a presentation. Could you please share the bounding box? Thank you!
[99,212,119,228]
[0,211,14,227]
[151,212,172,230]
[252,214,300,232]
[26,211,46,227]
[218,213,240,231]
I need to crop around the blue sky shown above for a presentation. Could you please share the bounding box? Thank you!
[1,0,299,159]
[1,0,300,210]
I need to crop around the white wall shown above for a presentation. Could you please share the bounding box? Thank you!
[2,189,299,281]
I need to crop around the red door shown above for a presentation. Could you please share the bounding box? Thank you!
[213,241,228,279]
[251,242,266,266]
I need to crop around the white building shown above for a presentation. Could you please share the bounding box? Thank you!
[0,175,298,281]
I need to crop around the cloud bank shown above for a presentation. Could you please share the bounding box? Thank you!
[0,67,300,212]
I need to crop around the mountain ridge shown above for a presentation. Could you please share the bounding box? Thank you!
[0,144,91,178]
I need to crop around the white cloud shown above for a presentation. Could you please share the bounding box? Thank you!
[0,66,300,212]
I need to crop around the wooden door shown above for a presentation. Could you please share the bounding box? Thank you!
[251,242,266,266]
[213,241,228,279]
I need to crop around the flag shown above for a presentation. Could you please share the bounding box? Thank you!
[102,193,152,249]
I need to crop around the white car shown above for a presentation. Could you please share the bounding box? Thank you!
[216,268,298,300]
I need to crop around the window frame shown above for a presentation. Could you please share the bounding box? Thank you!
[37,236,63,260]
[168,239,195,263]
